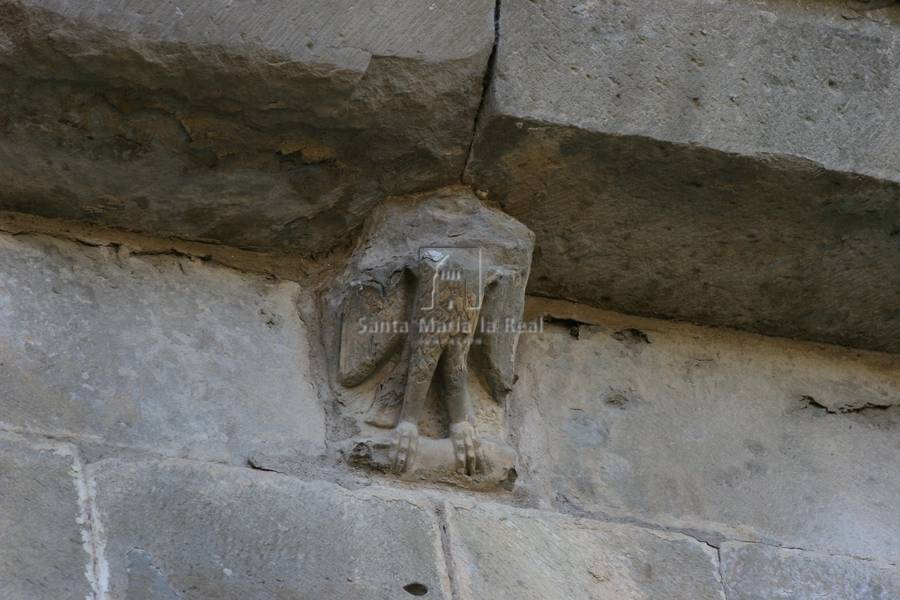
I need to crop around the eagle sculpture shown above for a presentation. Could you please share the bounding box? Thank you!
[329,188,534,477]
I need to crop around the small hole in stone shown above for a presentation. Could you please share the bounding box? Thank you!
[404,582,428,596]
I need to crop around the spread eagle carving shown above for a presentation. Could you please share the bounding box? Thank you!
[330,189,534,477]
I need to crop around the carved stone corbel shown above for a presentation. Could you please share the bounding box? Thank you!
[325,187,535,488]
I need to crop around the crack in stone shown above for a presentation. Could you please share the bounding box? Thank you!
[0,215,317,282]
[461,0,502,183]
[8,419,897,588]
[435,502,463,600]
[555,492,728,549]
[716,546,729,600]
[246,456,288,475]
[552,491,899,567]
[800,394,898,415]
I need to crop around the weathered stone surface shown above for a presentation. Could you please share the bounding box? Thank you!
[513,300,900,563]
[446,501,724,600]
[467,0,900,353]
[721,542,900,600]
[0,433,94,599]
[0,233,323,462]
[482,0,900,179]
[327,187,534,485]
[345,435,518,491]
[0,0,494,252]
[92,458,450,599]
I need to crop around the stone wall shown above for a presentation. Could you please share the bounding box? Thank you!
[2,0,899,353]
[1,0,899,597]
[1,230,896,599]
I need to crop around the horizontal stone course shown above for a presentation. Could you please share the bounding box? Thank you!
[0,232,324,463]
[6,433,895,600]
[467,0,900,353]
[721,541,900,600]
[485,0,900,180]
[91,458,451,599]
[0,0,494,252]
[513,300,900,564]
[1,0,898,353]
[446,500,724,600]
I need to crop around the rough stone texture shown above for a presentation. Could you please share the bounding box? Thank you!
[0,0,494,252]
[482,0,900,179]
[325,187,534,485]
[92,458,451,599]
[514,300,900,564]
[345,435,518,491]
[0,433,94,599]
[446,501,724,600]
[0,232,324,463]
[721,542,900,600]
[467,0,900,353]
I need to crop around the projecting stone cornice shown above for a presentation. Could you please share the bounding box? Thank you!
[0,0,898,353]
[0,0,495,250]
[465,0,900,354]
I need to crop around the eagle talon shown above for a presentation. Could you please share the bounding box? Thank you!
[451,422,482,476]
[393,421,419,474]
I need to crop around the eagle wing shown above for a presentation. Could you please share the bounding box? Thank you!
[470,269,529,402]
[338,269,412,387]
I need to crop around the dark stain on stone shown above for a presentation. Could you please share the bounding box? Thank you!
[800,394,896,415]
[544,316,584,339]
[403,582,429,596]
[258,308,282,329]
[606,393,629,408]
[613,328,651,344]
